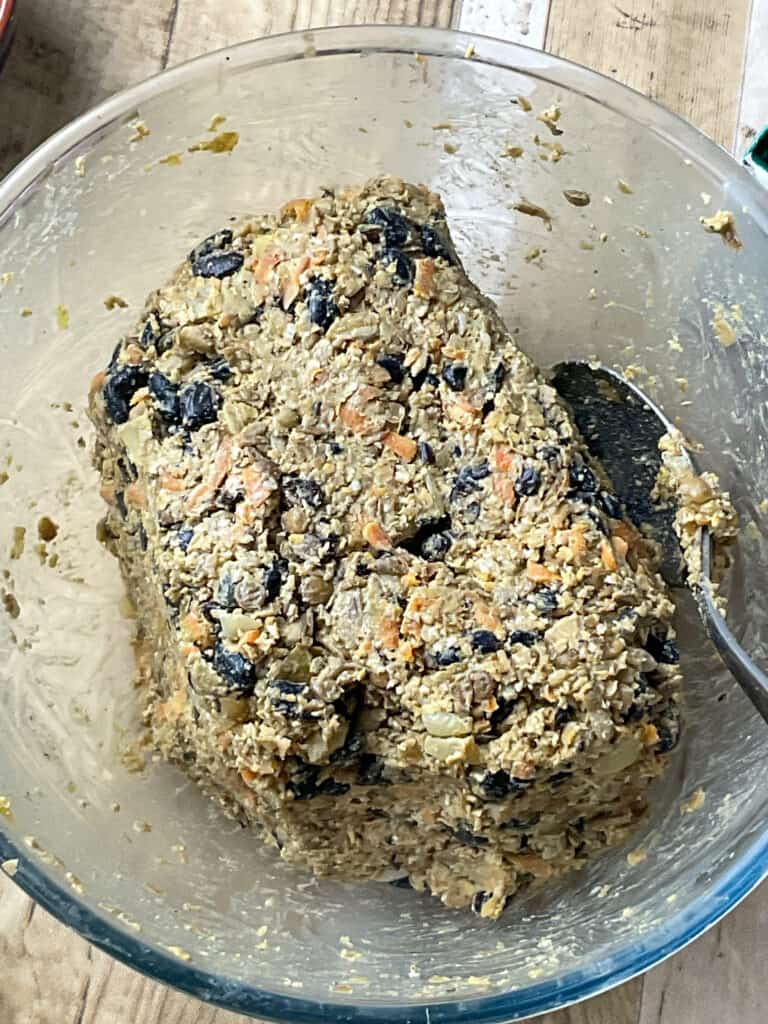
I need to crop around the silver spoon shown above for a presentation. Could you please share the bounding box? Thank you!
[551,361,768,722]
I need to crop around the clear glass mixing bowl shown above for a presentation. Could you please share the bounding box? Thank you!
[1,25,768,1023]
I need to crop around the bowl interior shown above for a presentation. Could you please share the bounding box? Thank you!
[1,28,768,1022]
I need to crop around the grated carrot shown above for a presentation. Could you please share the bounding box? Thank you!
[382,431,418,462]
[339,401,368,433]
[159,470,187,491]
[526,560,559,583]
[187,437,232,509]
[600,539,618,571]
[493,474,518,504]
[413,258,436,298]
[124,483,146,508]
[363,521,393,550]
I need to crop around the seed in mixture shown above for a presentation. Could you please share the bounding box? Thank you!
[89,176,684,920]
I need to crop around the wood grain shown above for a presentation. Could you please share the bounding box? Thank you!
[545,0,753,149]
[1,1,766,1023]
[0,0,177,178]
[166,0,457,65]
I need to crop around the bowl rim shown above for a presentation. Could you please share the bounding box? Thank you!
[2,23,768,1023]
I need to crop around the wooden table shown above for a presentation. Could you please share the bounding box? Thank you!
[1,2,767,1022]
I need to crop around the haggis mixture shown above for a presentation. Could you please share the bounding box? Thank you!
[89,176,681,918]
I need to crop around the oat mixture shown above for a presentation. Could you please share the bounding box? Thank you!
[89,176,682,918]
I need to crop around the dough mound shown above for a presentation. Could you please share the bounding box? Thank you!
[90,177,681,917]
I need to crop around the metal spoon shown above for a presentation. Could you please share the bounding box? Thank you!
[551,360,768,722]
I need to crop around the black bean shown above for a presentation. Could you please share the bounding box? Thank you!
[471,630,502,654]
[435,646,462,667]
[209,358,233,381]
[450,462,490,502]
[149,372,181,423]
[554,706,575,728]
[191,250,244,278]
[283,475,325,510]
[140,313,162,349]
[363,206,412,247]
[355,562,372,578]
[471,891,491,915]
[381,248,414,286]
[420,531,452,561]
[306,277,339,331]
[376,353,406,384]
[103,365,149,424]
[212,643,255,695]
[328,440,344,455]
[479,770,531,800]
[115,490,127,518]
[491,361,507,392]
[656,723,679,753]
[263,561,284,603]
[418,441,434,464]
[180,382,219,431]
[189,229,234,262]
[569,463,598,494]
[358,753,388,786]
[399,515,452,562]
[410,356,432,391]
[508,630,540,647]
[645,629,680,665]
[462,500,482,523]
[441,362,468,391]
[421,223,454,262]
[515,466,541,496]
[107,340,123,371]
[177,527,194,552]
[454,825,489,848]
[271,699,304,719]
[271,679,305,696]
[529,586,559,614]
[597,491,622,519]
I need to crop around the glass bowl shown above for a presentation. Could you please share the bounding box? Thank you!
[1,25,768,1023]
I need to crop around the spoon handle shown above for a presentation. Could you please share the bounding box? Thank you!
[698,529,768,722]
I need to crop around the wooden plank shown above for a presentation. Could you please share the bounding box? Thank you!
[166,0,458,65]
[0,0,177,178]
[457,0,550,48]
[639,881,768,1024]
[545,0,753,149]
[736,0,768,156]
